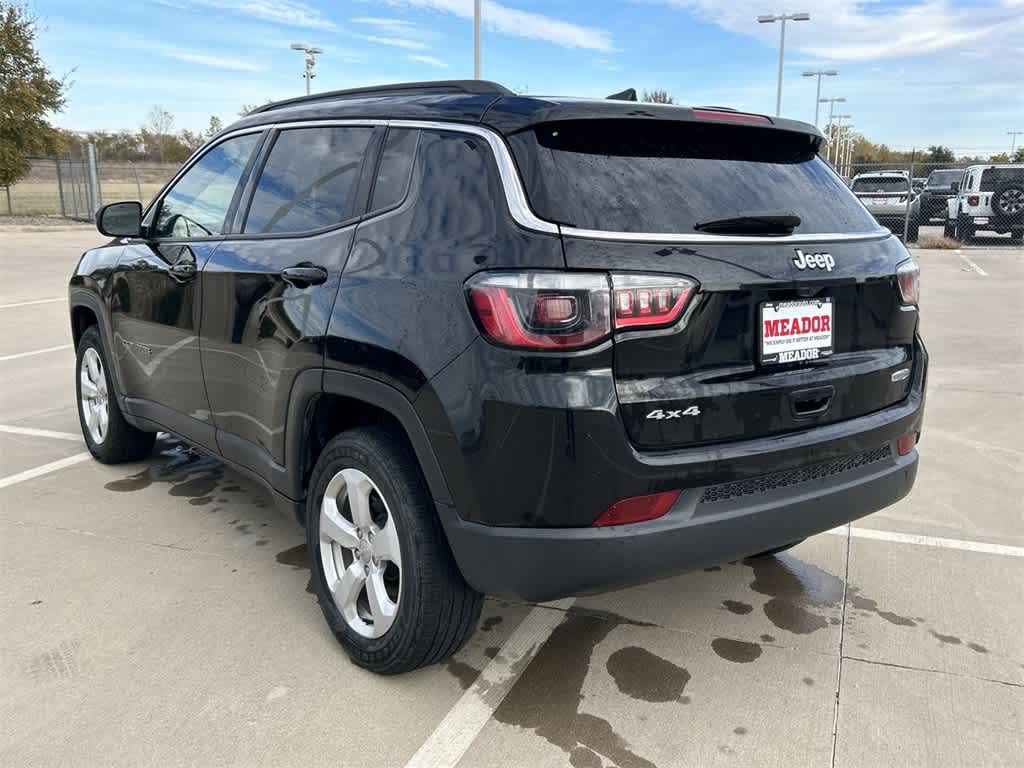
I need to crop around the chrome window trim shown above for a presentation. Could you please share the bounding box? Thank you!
[154,118,890,245]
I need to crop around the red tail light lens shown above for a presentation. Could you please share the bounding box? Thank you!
[967,195,979,206]
[592,490,681,527]
[611,274,696,329]
[896,259,920,305]
[897,433,917,456]
[467,272,611,350]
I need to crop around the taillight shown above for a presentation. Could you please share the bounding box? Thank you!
[611,274,696,329]
[967,195,979,206]
[896,259,920,305]
[592,490,681,527]
[467,272,611,350]
[896,433,917,456]
[468,272,697,350]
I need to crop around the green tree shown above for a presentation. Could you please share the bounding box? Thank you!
[1013,147,1023,163]
[641,89,674,104]
[205,115,223,137]
[0,2,67,187]
[924,145,955,164]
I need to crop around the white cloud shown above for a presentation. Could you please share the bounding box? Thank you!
[353,34,430,50]
[647,0,1021,62]
[167,51,266,71]
[376,0,614,51]
[350,17,421,30]
[407,53,449,68]
[158,0,336,30]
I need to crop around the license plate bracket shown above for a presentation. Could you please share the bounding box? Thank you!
[760,298,834,365]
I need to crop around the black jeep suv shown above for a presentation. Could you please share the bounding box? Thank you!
[919,168,964,222]
[69,81,926,673]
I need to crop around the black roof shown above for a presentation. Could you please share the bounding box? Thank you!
[231,79,823,139]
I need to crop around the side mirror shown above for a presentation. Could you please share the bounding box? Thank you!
[950,181,959,194]
[96,201,143,237]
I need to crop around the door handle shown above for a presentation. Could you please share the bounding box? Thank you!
[281,266,329,288]
[169,261,197,281]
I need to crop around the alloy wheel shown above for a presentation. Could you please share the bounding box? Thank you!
[318,468,402,639]
[80,347,109,444]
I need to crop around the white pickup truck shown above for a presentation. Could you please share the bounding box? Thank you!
[944,164,1024,243]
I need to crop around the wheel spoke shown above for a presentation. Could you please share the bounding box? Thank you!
[320,496,359,549]
[97,406,108,440]
[80,369,98,397]
[330,560,366,611]
[366,569,398,631]
[83,400,97,432]
[371,516,402,567]
[343,469,374,529]
[87,353,101,383]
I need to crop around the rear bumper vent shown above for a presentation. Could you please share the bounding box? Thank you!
[699,445,893,505]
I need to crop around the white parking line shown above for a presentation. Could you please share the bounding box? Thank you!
[0,425,82,442]
[0,297,65,309]
[404,599,575,768]
[828,526,1022,557]
[955,250,988,276]
[0,452,92,490]
[0,344,73,362]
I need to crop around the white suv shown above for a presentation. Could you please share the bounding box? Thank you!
[851,171,920,242]
[945,164,1024,243]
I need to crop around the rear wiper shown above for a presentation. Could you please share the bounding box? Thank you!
[695,211,801,235]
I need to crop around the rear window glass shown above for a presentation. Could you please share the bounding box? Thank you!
[244,126,373,234]
[508,119,878,235]
[980,167,1024,191]
[927,170,962,186]
[851,177,909,192]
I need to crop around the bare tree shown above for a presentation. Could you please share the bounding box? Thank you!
[145,105,174,162]
[641,89,674,104]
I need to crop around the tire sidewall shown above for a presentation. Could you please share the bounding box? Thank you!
[76,327,113,459]
[991,182,1024,226]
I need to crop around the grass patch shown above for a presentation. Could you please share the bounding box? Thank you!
[917,236,961,249]
[1,180,164,217]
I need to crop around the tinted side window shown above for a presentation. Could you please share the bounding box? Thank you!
[369,128,418,214]
[154,133,260,238]
[244,126,373,234]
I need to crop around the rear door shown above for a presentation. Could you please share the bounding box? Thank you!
[200,123,380,481]
[508,117,918,450]
[113,131,263,449]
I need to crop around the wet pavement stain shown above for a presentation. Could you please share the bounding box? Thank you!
[744,554,843,635]
[929,629,962,646]
[967,642,988,654]
[606,646,690,703]
[802,676,815,686]
[274,544,316,594]
[484,646,501,659]
[762,598,830,635]
[188,496,213,506]
[711,638,763,664]
[493,612,657,768]
[722,600,753,616]
[104,440,223,495]
[760,633,776,643]
[703,565,722,572]
[569,746,603,768]
[733,726,748,736]
[481,616,503,632]
[847,588,917,627]
[444,657,481,690]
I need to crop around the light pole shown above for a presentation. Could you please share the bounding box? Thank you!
[819,97,845,162]
[842,126,855,177]
[802,69,837,126]
[290,43,324,95]
[474,0,481,79]
[831,114,851,168]
[1009,130,1024,154]
[758,11,811,117]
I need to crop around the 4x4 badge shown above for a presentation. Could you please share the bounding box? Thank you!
[793,248,835,272]
[646,406,701,420]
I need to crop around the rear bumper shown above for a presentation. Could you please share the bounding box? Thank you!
[439,446,917,602]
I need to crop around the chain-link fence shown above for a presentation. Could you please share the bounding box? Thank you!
[0,152,177,220]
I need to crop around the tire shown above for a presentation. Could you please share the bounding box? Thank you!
[990,181,1024,229]
[1011,230,1023,242]
[956,215,975,244]
[906,219,919,243]
[943,220,955,239]
[306,426,483,674]
[747,539,805,559]
[75,325,156,463]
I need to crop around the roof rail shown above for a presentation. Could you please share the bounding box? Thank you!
[251,80,514,115]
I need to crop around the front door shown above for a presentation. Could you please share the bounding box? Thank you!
[110,131,263,449]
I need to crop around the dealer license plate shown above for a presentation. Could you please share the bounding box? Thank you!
[760,299,834,365]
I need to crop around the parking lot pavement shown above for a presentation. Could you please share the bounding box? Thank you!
[1,231,1021,768]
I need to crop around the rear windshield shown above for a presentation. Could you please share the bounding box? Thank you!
[980,167,1024,191]
[508,119,878,235]
[927,170,962,186]
[851,177,909,193]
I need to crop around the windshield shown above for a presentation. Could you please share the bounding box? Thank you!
[508,119,879,235]
[852,177,909,193]
[980,167,1024,191]
[927,170,962,187]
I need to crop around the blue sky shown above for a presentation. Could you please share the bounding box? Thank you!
[34,0,1024,156]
